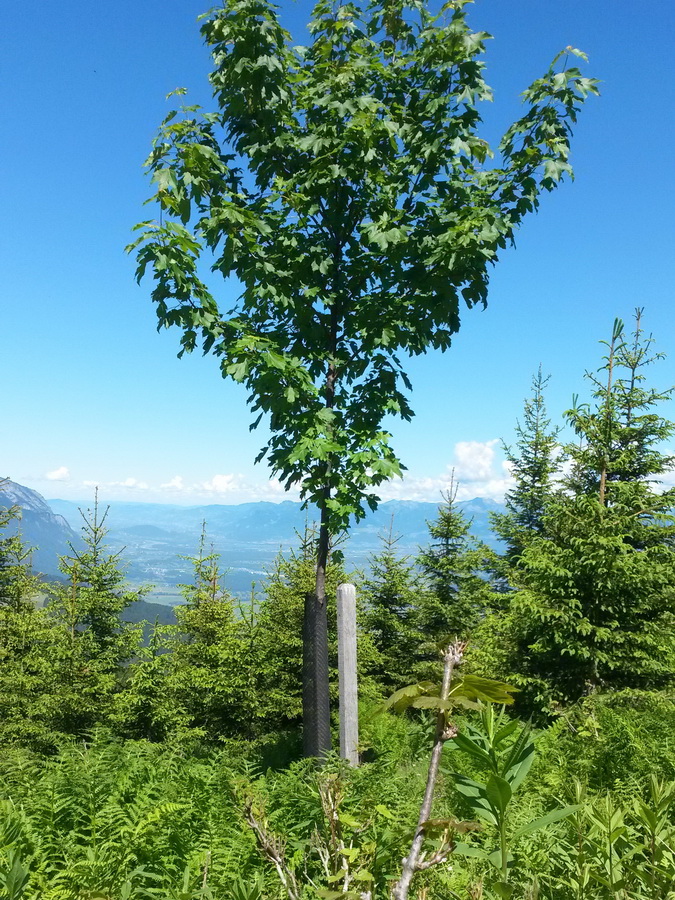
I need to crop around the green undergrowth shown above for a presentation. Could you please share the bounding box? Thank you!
[1,700,675,899]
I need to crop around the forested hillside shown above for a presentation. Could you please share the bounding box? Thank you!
[2,312,674,898]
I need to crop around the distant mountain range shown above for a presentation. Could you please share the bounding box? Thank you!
[1,480,505,605]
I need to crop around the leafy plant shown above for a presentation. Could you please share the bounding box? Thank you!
[389,643,518,900]
[447,706,579,898]
[631,776,675,899]
[549,776,675,900]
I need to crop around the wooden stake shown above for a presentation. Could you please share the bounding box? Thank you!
[337,582,359,766]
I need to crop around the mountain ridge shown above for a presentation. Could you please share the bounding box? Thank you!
[3,481,505,603]
[0,480,81,575]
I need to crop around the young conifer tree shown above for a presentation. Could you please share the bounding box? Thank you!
[130,0,596,753]
[491,367,560,563]
[510,311,675,713]
[416,481,496,667]
[361,520,423,694]
[567,310,675,497]
[170,526,251,741]
[48,498,143,738]
[0,506,58,749]
[0,505,41,612]
[113,620,182,743]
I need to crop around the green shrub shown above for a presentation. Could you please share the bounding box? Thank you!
[533,690,675,798]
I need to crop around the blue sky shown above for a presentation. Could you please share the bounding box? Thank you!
[3,0,674,506]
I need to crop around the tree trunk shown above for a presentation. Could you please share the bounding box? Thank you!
[303,498,332,758]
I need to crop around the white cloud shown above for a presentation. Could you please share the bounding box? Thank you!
[201,473,242,494]
[160,475,185,491]
[378,439,515,503]
[452,439,500,482]
[83,477,149,491]
[151,472,297,502]
[267,478,287,495]
[658,451,675,486]
[191,441,513,505]
[379,472,511,504]
[52,438,520,505]
[120,477,148,489]
[248,477,300,502]
[654,460,675,491]
[45,466,70,481]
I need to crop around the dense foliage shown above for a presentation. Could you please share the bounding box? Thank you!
[130,0,596,531]
[489,312,675,717]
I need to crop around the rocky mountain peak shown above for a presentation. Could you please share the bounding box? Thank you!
[0,479,80,575]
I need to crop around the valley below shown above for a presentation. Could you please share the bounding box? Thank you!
[46,496,503,604]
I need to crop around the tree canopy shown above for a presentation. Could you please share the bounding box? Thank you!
[130,0,597,530]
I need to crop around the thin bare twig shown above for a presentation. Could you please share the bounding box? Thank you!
[390,640,466,900]
[201,850,211,891]
[417,845,453,871]
[243,802,301,900]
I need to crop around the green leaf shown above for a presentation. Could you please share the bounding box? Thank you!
[502,726,535,791]
[338,812,361,829]
[512,804,582,839]
[453,842,489,860]
[451,675,518,705]
[486,774,512,816]
[452,774,486,799]
[493,719,520,747]
[449,732,494,767]
[488,848,509,871]
[326,869,348,883]
[0,852,29,900]
[452,776,498,826]
[375,804,394,820]
[381,681,438,713]
[411,695,453,710]
[352,870,374,882]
